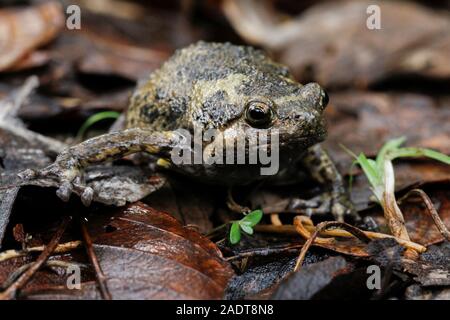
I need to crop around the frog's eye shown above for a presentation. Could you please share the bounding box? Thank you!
[320,90,329,109]
[245,101,273,127]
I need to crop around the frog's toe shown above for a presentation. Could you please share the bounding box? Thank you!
[80,186,94,206]
[330,197,360,223]
[289,198,321,210]
[288,195,331,216]
[56,181,74,202]
[17,168,38,181]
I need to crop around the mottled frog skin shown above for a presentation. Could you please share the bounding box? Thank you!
[21,42,356,221]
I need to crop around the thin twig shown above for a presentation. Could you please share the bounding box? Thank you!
[0,241,82,263]
[294,220,371,272]
[0,216,72,300]
[400,189,450,241]
[79,218,112,300]
[256,220,426,252]
[225,244,303,261]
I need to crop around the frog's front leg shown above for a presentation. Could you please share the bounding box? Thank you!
[294,144,359,222]
[19,128,179,205]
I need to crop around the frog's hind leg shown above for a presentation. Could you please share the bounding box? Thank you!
[18,128,180,206]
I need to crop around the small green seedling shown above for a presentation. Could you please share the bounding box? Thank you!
[346,137,450,204]
[77,111,120,140]
[229,209,263,244]
[344,137,450,240]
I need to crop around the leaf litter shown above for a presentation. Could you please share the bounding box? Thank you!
[0,0,449,300]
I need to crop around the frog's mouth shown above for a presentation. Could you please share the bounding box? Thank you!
[279,127,327,148]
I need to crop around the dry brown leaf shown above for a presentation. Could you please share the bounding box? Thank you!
[223,0,450,88]
[0,2,64,72]
[324,91,450,171]
[7,203,234,300]
[369,188,450,247]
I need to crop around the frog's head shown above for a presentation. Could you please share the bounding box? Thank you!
[181,42,328,159]
[240,81,328,149]
[216,74,329,157]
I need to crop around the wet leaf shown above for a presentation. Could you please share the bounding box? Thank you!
[271,256,351,300]
[406,242,450,286]
[144,178,216,234]
[226,255,297,300]
[15,203,234,299]
[368,239,450,287]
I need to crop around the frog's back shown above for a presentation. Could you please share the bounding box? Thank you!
[125,41,291,131]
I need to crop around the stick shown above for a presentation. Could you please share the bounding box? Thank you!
[400,189,450,241]
[0,216,72,300]
[294,220,372,272]
[79,218,112,300]
[255,221,426,253]
[0,241,82,263]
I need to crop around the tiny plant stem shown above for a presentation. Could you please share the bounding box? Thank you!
[400,189,450,242]
[80,218,112,300]
[76,111,120,140]
[382,161,418,259]
[0,216,72,300]
[381,160,410,241]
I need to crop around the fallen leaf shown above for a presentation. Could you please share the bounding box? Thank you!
[325,92,450,171]
[367,238,450,287]
[224,0,450,88]
[0,2,64,72]
[405,242,450,286]
[271,256,352,299]
[364,187,450,246]
[19,202,234,299]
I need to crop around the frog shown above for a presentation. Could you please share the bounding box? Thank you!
[19,41,357,222]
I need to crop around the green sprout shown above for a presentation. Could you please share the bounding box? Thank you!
[229,209,263,244]
[345,137,450,204]
[207,209,263,244]
[77,111,120,140]
[344,137,450,241]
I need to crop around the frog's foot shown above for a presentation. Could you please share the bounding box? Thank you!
[289,192,359,223]
[18,158,94,206]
